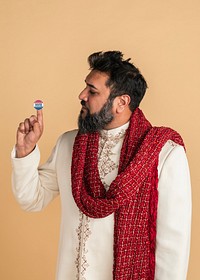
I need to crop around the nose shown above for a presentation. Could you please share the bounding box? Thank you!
[79,88,89,101]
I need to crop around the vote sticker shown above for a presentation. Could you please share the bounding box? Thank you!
[34,100,44,110]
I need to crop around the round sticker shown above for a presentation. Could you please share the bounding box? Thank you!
[34,100,44,110]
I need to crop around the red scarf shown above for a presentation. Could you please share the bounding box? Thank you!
[71,108,184,279]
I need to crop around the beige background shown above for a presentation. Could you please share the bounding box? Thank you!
[0,0,199,279]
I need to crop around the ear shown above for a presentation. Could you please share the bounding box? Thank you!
[116,94,131,113]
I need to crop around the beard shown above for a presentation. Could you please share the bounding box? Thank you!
[78,98,114,134]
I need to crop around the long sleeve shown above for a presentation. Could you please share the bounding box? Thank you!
[11,139,61,212]
[155,143,192,279]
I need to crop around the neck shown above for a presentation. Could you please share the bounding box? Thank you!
[104,111,132,130]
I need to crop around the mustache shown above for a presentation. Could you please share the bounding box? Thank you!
[81,100,86,106]
[80,100,89,112]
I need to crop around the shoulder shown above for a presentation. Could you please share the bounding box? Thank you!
[158,140,188,177]
[56,129,78,149]
[151,126,184,146]
[49,129,78,160]
[59,129,78,142]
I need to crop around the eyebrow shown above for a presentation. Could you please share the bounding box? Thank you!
[85,80,98,90]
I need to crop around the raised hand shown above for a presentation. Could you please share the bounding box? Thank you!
[16,109,44,158]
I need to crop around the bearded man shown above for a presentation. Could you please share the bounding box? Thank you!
[11,51,191,280]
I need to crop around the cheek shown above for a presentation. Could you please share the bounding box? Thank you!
[87,96,108,114]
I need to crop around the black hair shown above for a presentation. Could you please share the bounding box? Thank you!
[88,51,147,111]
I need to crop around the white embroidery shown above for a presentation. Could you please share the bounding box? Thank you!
[75,211,91,280]
[98,129,126,188]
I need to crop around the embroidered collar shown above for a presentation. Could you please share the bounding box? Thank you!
[99,122,129,141]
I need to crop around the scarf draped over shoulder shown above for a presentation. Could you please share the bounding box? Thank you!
[71,108,184,280]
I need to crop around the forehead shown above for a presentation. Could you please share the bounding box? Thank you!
[85,70,109,87]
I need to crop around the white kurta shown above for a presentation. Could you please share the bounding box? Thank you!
[11,124,192,280]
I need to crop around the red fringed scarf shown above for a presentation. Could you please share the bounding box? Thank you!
[71,108,184,280]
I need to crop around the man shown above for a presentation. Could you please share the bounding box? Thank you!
[12,51,191,279]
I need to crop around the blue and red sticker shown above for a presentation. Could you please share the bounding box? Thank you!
[34,100,44,110]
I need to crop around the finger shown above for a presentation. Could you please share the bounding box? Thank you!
[29,115,38,126]
[36,109,43,128]
[16,124,26,145]
[32,121,42,138]
[24,118,33,134]
[18,122,26,134]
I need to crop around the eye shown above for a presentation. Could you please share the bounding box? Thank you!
[89,90,97,95]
